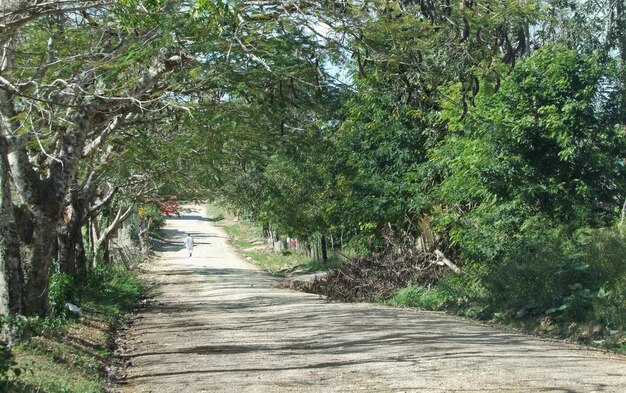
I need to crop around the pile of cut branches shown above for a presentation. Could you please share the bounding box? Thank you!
[293,250,450,302]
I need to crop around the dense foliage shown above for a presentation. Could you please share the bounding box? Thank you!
[203,1,626,342]
[1,0,625,363]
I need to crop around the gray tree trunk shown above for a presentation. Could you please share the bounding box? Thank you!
[0,138,12,317]
[0,32,25,315]
[0,136,24,316]
[8,114,93,316]
[57,176,99,280]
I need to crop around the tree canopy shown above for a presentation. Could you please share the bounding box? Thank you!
[0,0,625,332]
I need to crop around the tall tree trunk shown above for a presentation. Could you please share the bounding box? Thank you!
[57,177,98,280]
[25,210,58,316]
[90,215,100,268]
[0,38,25,315]
[8,115,93,316]
[138,216,152,253]
[0,137,24,315]
[56,220,78,278]
[57,210,89,279]
[74,230,87,279]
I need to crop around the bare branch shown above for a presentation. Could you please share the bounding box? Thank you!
[88,184,118,215]
[95,203,133,245]
[433,249,461,273]
[82,113,125,157]
[234,36,273,73]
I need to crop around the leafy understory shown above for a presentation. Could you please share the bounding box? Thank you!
[3,266,144,392]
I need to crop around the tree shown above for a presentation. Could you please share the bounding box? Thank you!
[1,0,344,315]
[423,44,626,264]
[0,135,26,316]
[1,1,196,315]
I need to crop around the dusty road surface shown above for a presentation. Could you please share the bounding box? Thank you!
[120,206,626,393]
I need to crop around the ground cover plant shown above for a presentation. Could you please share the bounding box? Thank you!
[1,265,144,392]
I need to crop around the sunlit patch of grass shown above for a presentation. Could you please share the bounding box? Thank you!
[243,248,343,276]
[9,351,103,393]
[386,285,450,310]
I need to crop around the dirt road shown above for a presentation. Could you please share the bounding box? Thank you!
[120,206,626,393]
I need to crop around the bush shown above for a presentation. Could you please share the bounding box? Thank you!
[0,340,18,390]
[582,229,626,329]
[387,285,450,310]
[482,223,626,328]
[0,352,12,390]
[0,317,23,391]
[48,270,76,319]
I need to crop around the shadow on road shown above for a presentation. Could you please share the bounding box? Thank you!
[122,208,626,393]
[126,266,613,386]
[153,228,225,253]
[168,215,224,222]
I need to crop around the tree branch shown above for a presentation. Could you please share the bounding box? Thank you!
[82,114,124,157]
[433,249,461,273]
[88,184,118,215]
[0,1,114,46]
[95,204,133,246]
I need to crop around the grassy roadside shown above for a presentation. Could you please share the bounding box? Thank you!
[386,283,626,354]
[205,204,342,276]
[3,266,144,392]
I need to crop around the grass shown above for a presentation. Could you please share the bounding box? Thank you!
[386,285,450,310]
[386,282,626,354]
[4,265,144,392]
[11,337,104,393]
[79,266,144,320]
[241,248,343,276]
[208,203,343,276]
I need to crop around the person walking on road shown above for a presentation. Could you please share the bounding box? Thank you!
[184,233,194,257]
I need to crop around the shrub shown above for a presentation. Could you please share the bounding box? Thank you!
[388,285,450,310]
[0,341,16,389]
[482,223,626,328]
[0,318,22,390]
[582,229,626,329]
[48,266,77,319]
